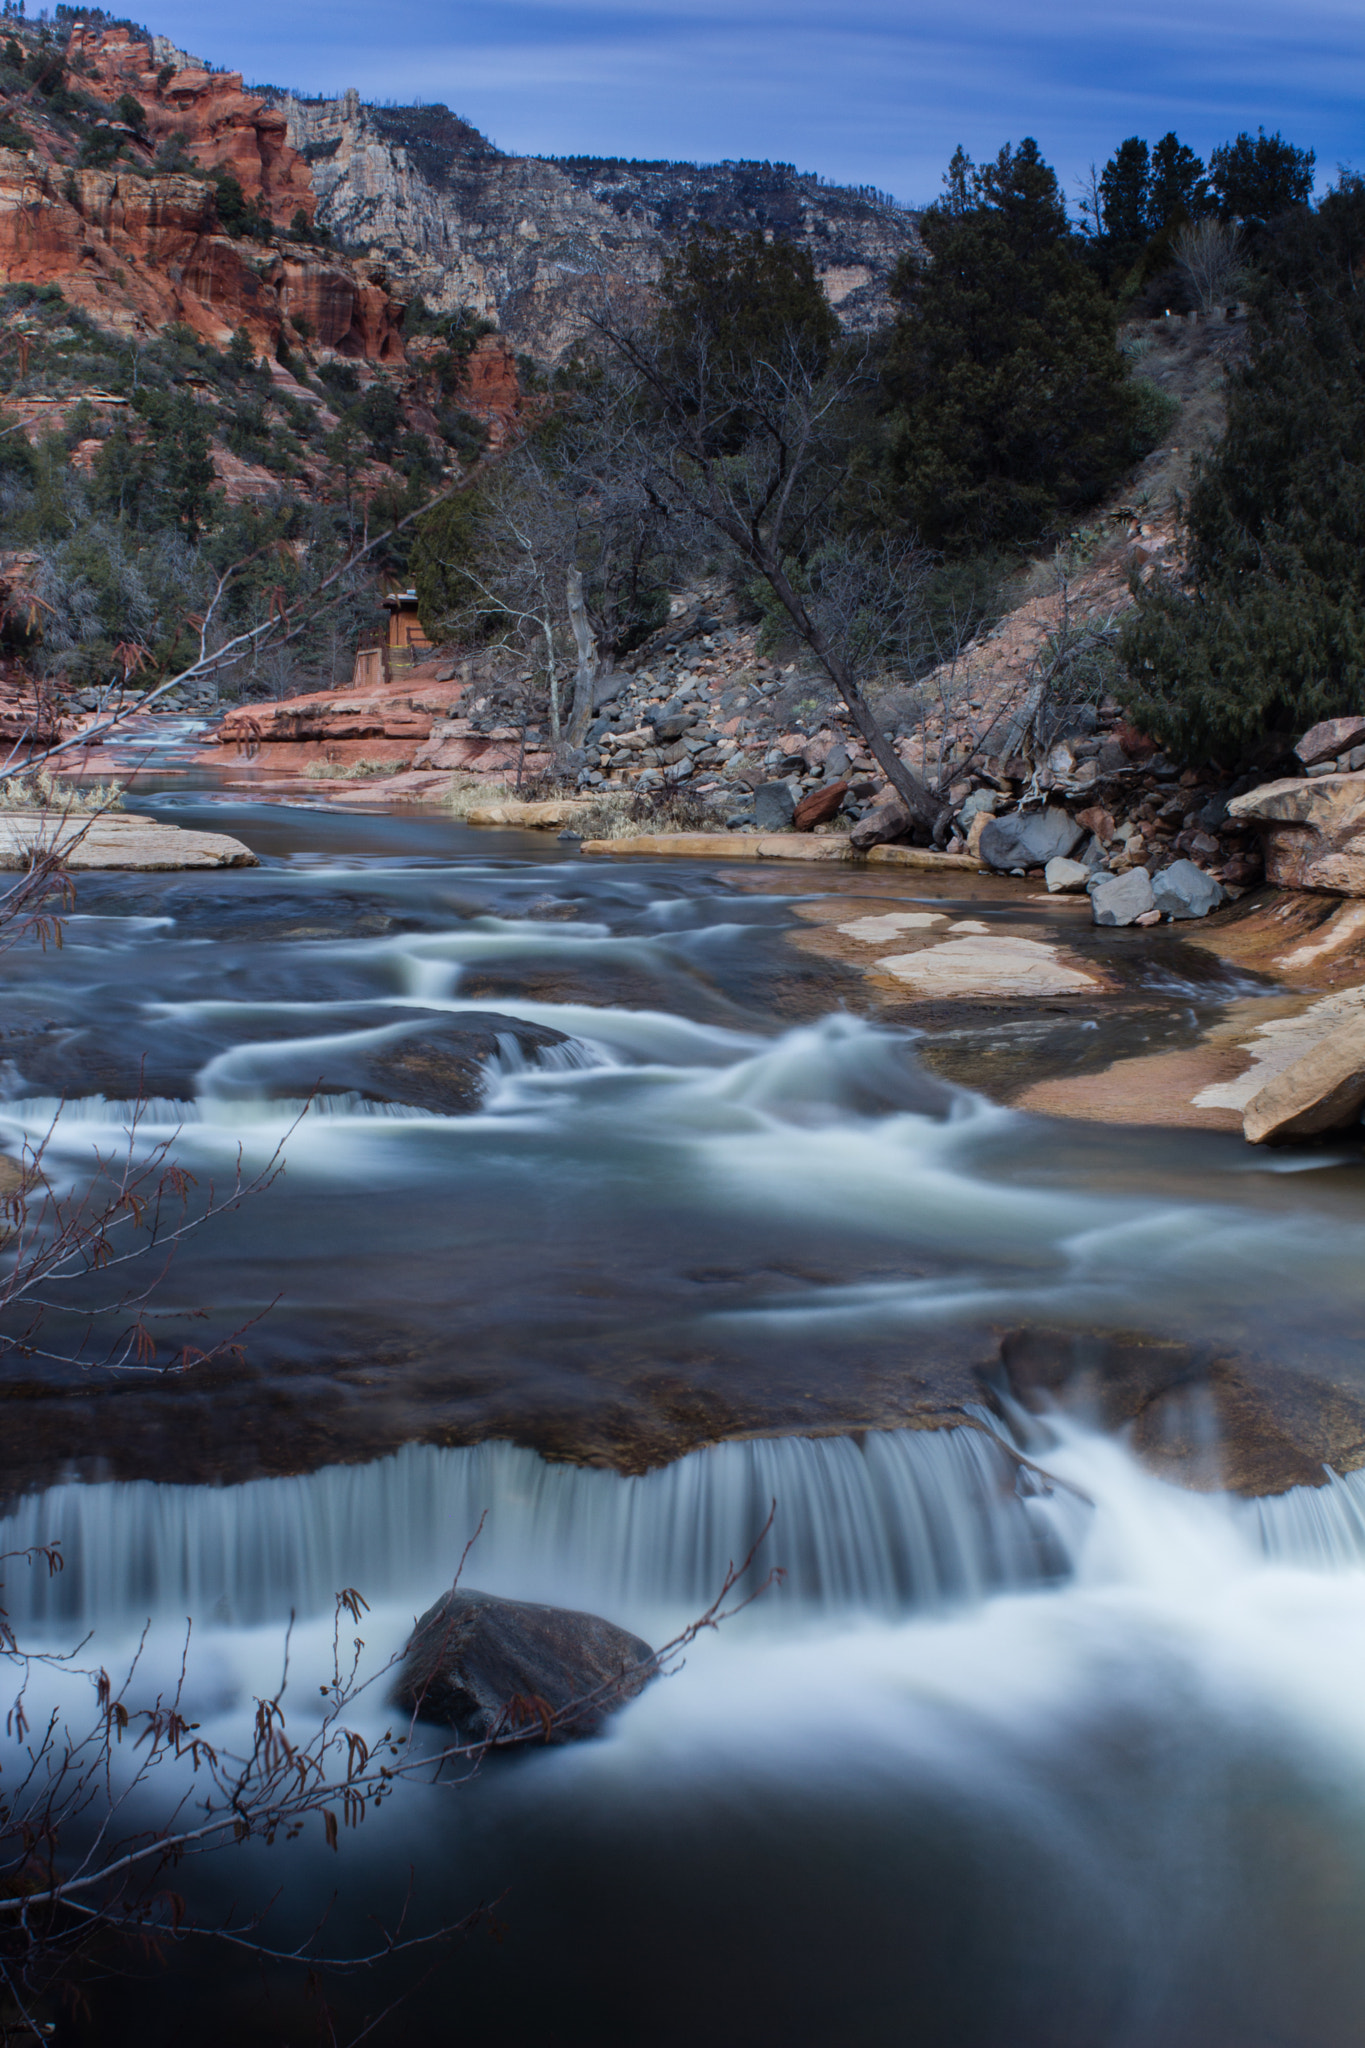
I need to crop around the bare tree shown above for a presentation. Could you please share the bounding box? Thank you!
[589,310,947,836]
[419,416,683,757]
[1173,218,1244,314]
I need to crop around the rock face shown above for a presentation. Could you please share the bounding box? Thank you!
[1242,1014,1365,1144]
[0,30,405,360]
[1227,775,1365,896]
[1090,867,1155,926]
[1151,858,1225,919]
[979,806,1083,871]
[207,663,555,779]
[396,1587,656,1744]
[274,91,924,359]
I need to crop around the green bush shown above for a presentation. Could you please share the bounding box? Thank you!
[881,141,1142,551]
[1119,178,1365,763]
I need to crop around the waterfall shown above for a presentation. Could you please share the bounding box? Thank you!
[0,1425,1059,1632]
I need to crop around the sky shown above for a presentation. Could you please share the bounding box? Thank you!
[139,0,1361,208]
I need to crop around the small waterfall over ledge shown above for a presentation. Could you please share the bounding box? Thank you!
[8,1423,1365,1640]
[2,1425,1057,1632]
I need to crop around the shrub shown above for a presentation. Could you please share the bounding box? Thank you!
[882,141,1142,550]
[1119,178,1365,763]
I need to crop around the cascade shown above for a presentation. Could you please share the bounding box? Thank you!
[1,1425,1057,1632]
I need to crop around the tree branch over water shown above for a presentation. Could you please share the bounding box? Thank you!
[0,1510,784,2035]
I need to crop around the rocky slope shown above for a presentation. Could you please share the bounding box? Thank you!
[271,92,923,359]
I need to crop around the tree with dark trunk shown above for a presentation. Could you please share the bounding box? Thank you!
[590,234,947,836]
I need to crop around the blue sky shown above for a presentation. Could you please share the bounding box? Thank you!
[147,0,1360,207]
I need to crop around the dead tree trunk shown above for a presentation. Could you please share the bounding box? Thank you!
[565,568,601,746]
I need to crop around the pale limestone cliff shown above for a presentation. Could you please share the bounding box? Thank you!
[273,94,923,360]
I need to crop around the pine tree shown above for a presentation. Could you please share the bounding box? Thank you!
[1100,137,1151,246]
[881,141,1142,551]
[1209,130,1315,223]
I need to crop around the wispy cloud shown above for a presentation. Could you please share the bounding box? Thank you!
[153,0,1360,202]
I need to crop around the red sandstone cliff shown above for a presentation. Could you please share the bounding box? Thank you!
[0,28,404,361]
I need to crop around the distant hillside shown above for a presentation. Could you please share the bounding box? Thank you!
[271,92,924,358]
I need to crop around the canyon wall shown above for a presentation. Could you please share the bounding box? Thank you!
[274,94,924,359]
[0,30,404,360]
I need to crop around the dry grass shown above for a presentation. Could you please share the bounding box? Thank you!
[302,757,399,782]
[566,786,720,838]
[0,767,125,813]
[445,775,515,816]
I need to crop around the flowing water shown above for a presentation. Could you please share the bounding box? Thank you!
[4,786,1365,2044]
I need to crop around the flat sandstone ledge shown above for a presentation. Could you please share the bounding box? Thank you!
[578,831,979,869]
[0,811,257,870]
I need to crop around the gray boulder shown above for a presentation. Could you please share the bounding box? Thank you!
[646,706,694,744]
[396,1588,656,1746]
[978,806,1084,872]
[1152,858,1226,920]
[1044,856,1091,893]
[957,789,999,830]
[1091,867,1155,926]
[849,798,910,851]
[753,781,796,831]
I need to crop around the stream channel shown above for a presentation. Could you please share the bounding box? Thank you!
[4,779,1365,2044]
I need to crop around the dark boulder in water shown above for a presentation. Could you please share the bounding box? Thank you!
[357,1013,571,1114]
[243,1011,573,1114]
[396,1588,657,1744]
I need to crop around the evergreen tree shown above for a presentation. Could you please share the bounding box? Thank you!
[1100,137,1151,246]
[1209,129,1315,222]
[161,394,216,541]
[1148,132,1209,230]
[881,140,1142,550]
[1119,178,1365,763]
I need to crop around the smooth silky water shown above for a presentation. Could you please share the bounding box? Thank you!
[4,785,1365,2045]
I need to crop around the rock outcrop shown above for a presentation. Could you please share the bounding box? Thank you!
[275,91,924,359]
[396,1587,656,1744]
[1226,775,1365,896]
[0,29,404,360]
[0,810,257,869]
[1242,1013,1365,1144]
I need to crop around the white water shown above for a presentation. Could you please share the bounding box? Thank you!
[3,1007,1361,1348]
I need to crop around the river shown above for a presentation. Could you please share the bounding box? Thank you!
[3,782,1365,2044]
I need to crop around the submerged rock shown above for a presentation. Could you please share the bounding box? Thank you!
[396,1588,656,1744]
[236,1012,573,1113]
